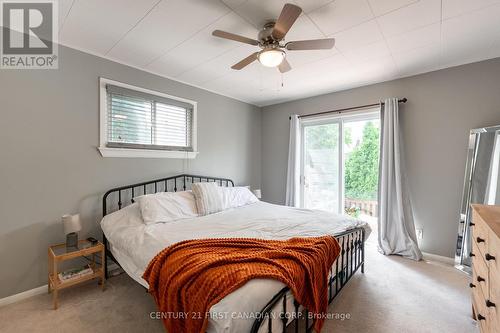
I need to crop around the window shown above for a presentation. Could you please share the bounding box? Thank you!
[98,78,197,158]
[300,109,380,221]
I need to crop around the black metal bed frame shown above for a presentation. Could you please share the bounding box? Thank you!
[101,174,365,333]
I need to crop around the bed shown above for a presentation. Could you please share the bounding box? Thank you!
[101,174,370,333]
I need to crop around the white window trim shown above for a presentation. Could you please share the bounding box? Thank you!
[98,77,198,159]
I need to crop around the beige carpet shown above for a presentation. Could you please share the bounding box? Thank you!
[0,242,478,333]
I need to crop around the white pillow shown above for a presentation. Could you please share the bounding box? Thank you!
[135,191,198,225]
[191,182,224,216]
[192,183,259,216]
[221,187,259,209]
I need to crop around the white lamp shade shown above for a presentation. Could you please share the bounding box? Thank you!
[252,189,262,199]
[62,214,82,235]
[258,49,285,67]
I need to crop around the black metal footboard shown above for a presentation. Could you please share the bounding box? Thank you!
[250,227,366,333]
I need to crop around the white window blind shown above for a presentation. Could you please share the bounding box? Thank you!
[106,84,194,151]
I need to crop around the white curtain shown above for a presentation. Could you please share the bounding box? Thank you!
[285,115,300,207]
[378,98,422,260]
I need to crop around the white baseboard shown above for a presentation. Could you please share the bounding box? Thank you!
[0,284,48,307]
[422,252,455,265]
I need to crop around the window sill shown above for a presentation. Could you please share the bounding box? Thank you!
[97,147,198,159]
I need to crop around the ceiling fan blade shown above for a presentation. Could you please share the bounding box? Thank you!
[272,3,302,40]
[212,30,259,46]
[231,52,259,70]
[278,58,292,73]
[286,38,335,50]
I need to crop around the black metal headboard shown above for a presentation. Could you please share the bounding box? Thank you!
[101,173,234,278]
[102,173,234,216]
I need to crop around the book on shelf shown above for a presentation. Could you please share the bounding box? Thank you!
[58,264,93,282]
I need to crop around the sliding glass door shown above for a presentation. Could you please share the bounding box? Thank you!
[300,110,380,224]
[302,121,341,212]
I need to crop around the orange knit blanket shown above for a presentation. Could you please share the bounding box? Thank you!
[143,236,340,333]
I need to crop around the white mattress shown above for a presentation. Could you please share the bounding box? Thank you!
[101,201,371,333]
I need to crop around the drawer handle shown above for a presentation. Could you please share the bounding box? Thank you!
[486,300,496,308]
[485,253,496,261]
[470,252,475,257]
[477,276,485,282]
[470,222,475,226]
[476,237,485,243]
[469,283,476,288]
[477,314,486,321]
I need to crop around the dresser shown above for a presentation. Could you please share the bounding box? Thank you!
[471,205,500,333]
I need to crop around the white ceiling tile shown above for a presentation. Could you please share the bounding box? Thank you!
[441,4,500,67]
[199,66,265,100]
[59,0,158,55]
[284,14,324,41]
[287,54,394,94]
[285,53,351,81]
[222,0,249,10]
[331,19,384,53]
[309,0,374,35]
[286,47,338,69]
[177,45,257,85]
[147,12,258,78]
[107,0,229,67]
[386,23,440,53]
[232,0,290,28]
[440,49,496,70]
[292,0,334,13]
[376,0,441,37]
[367,0,419,17]
[352,56,399,81]
[146,54,193,78]
[442,0,500,19]
[343,40,391,63]
[392,43,441,77]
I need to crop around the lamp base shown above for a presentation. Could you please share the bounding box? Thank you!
[66,232,78,249]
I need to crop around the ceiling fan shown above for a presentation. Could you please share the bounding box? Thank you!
[212,3,335,73]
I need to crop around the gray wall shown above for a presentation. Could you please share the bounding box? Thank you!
[0,45,261,299]
[261,57,500,258]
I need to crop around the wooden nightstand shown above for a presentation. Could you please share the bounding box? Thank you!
[48,240,105,309]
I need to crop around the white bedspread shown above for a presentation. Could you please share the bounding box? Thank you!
[101,201,371,333]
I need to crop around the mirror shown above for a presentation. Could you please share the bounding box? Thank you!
[455,125,500,274]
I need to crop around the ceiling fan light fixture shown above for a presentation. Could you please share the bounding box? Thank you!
[257,49,285,67]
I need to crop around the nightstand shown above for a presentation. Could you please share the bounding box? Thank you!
[48,240,105,309]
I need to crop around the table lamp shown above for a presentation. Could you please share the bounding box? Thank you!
[62,214,81,249]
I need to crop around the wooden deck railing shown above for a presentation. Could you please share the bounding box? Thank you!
[345,198,378,217]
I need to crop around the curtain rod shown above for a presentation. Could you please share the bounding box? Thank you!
[291,98,407,119]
